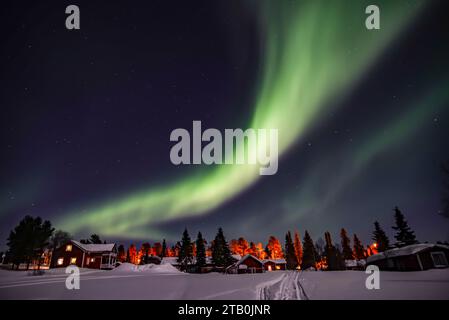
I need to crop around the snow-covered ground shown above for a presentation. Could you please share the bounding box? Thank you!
[0,264,448,300]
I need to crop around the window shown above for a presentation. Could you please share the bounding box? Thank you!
[90,258,95,262]
[66,244,72,252]
[70,257,77,264]
[57,258,64,265]
[431,252,448,268]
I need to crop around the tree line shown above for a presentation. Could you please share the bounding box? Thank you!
[0,205,443,271]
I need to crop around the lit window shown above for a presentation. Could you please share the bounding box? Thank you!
[275,265,281,270]
[57,258,64,265]
[90,258,95,262]
[70,257,77,264]
[66,244,72,252]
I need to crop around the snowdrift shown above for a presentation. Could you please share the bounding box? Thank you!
[112,263,181,274]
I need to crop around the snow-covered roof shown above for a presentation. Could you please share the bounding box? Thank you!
[367,243,449,263]
[71,240,115,253]
[231,254,242,261]
[236,254,263,265]
[262,259,286,264]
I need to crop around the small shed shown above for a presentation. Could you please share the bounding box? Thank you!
[366,243,449,271]
[263,259,287,271]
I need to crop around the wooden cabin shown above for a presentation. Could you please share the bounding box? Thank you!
[51,240,117,270]
[263,259,287,271]
[226,254,264,274]
[366,243,449,271]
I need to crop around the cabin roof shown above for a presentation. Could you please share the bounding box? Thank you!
[367,243,449,263]
[71,240,115,253]
[262,259,286,264]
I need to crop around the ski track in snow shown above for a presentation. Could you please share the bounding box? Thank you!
[257,271,308,300]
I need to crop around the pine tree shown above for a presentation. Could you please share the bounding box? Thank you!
[89,234,102,244]
[7,215,54,270]
[392,206,418,247]
[117,244,126,262]
[294,231,303,266]
[340,228,353,260]
[324,231,339,271]
[161,239,167,258]
[196,232,206,270]
[335,247,346,270]
[211,227,233,268]
[372,221,390,252]
[301,230,317,270]
[352,234,365,260]
[178,228,193,271]
[284,231,298,270]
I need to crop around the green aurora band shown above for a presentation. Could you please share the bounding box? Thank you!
[281,79,449,224]
[56,0,425,238]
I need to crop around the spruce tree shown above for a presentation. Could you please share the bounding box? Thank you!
[177,228,193,271]
[196,232,206,270]
[211,228,233,268]
[117,244,126,262]
[392,206,418,247]
[284,231,298,270]
[372,221,390,252]
[353,234,365,260]
[301,230,317,270]
[324,231,339,270]
[340,228,353,260]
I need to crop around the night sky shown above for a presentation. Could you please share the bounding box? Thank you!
[1,0,449,250]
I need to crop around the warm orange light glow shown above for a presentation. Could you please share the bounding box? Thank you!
[267,265,272,271]
[275,265,281,270]
[373,243,378,248]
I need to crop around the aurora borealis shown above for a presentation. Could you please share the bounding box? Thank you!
[1,0,449,247]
